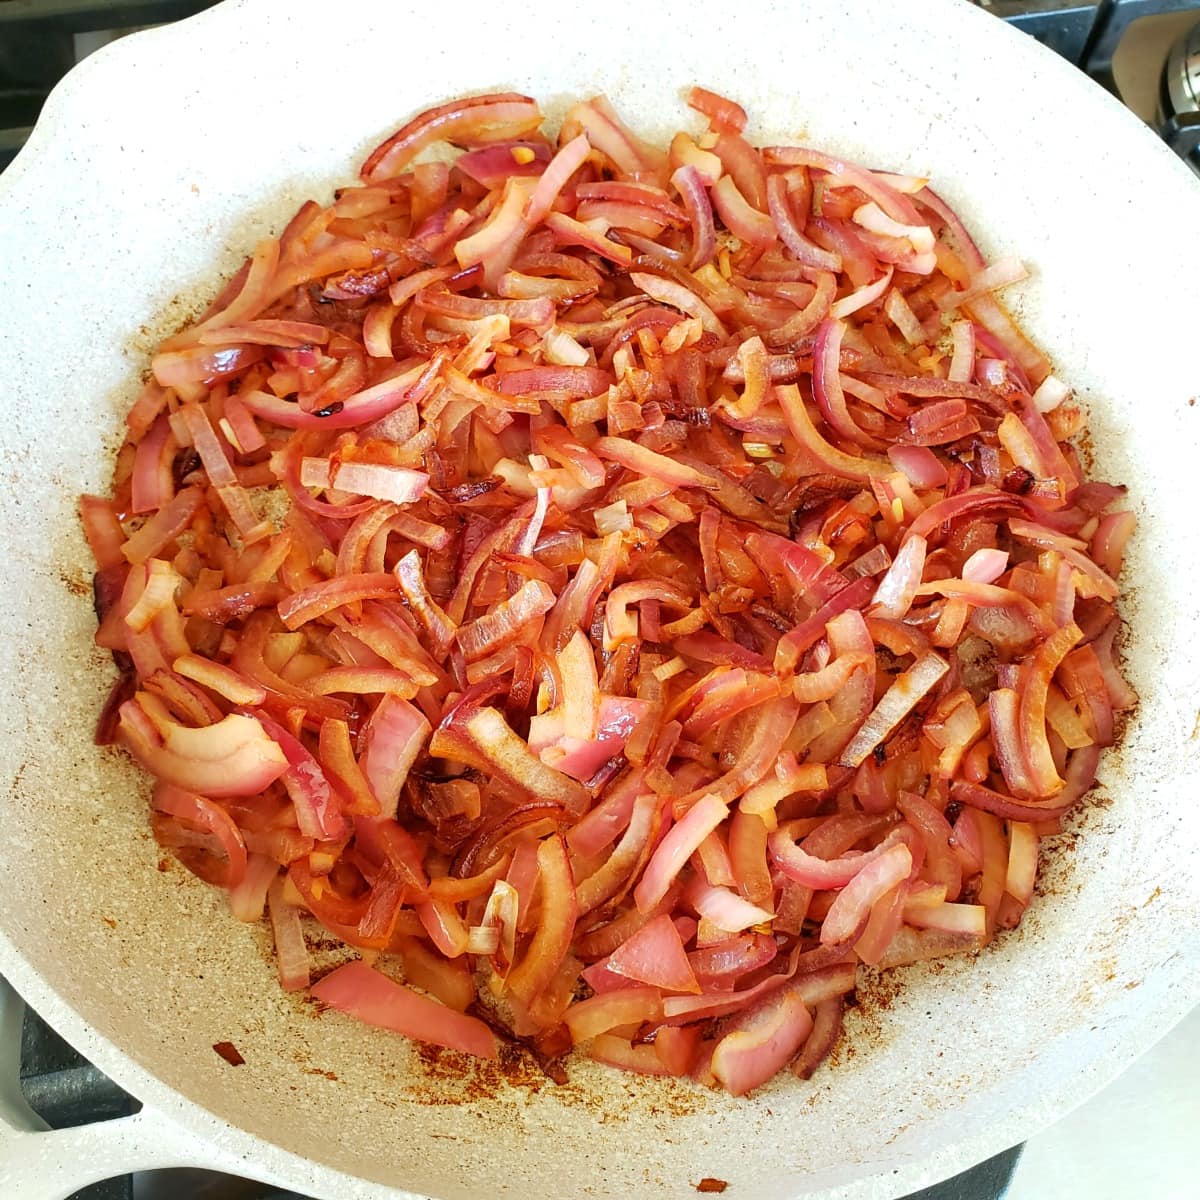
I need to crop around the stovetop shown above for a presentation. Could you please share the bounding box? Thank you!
[1,2,1197,1198]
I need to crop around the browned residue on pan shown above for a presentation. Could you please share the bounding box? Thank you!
[410,1041,552,1102]
[301,1066,339,1081]
[397,1040,712,1118]
[8,761,27,799]
[839,967,907,1064]
[58,568,90,598]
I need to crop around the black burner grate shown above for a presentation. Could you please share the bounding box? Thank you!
[17,1002,136,1200]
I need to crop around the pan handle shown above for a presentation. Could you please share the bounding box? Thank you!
[0,979,279,1200]
[0,1108,238,1200]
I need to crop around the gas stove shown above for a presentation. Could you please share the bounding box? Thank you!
[1,3,1197,1199]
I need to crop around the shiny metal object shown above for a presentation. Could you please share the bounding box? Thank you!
[1162,19,1200,113]
[1158,20,1200,169]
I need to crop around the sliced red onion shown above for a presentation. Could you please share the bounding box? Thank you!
[766,173,841,272]
[1018,622,1083,796]
[884,288,928,346]
[764,146,926,226]
[962,547,1009,584]
[541,326,591,367]
[130,414,177,515]
[566,96,662,179]
[887,444,947,488]
[967,291,1050,386]
[1091,510,1135,581]
[312,960,497,1058]
[634,794,728,913]
[603,913,700,993]
[564,986,664,1043]
[906,900,987,937]
[118,702,287,798]
[947,319,975,383]
[686,877,774,933]
[710,175,776,250]
[711,983,813,1096]
[776,383,891,481]
[853,202,935,273]
[329,461,430,505]
[592,435,717,490]
[628,271,726,336]
[152,783,248,888]
[253,710,348,841]
[362,92,542,182]
[524,132,592,225]
[671,164,717,269]
[821,844,913,945]
[544,211,634,265]
[359,695,431,820]
[812,319,883,449]
[829,265,893,320]
[1031,373,1071,413]
[937,255,1028,311]
[456,140,551,187]
[178,404,237,488]
[686,86,747,133]
[268,877,310,992]
[241,359,442,431]
[838,652,949,768]
[870,534,927,620]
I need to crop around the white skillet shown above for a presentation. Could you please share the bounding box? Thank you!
[0,1,1197,1197]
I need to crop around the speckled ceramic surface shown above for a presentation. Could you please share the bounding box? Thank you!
[0,1,1198,1197]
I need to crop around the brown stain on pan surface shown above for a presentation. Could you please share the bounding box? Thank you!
[393,1037,710,1117]
[58,568,90,598]
[301,1066,340,1081]
[411,1042,552,1103]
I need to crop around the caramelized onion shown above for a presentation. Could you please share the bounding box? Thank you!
[86,88,1132,1099]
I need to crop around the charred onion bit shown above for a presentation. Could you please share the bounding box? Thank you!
[82,88,1133,1095]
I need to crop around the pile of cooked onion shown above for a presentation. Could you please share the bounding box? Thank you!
[82,86,1134,1096]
